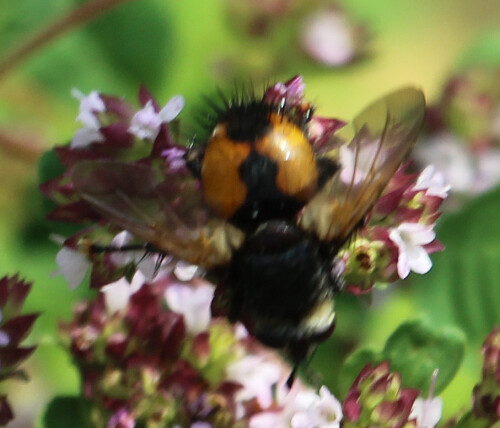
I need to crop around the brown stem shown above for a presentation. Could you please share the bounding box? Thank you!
[0,128,44,163]
[0,0,134,80]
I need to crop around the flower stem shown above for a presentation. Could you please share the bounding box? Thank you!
[0,0,134,80]
[0,128,44,162]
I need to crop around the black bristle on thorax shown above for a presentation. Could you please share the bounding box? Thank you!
[190,82,312,147]
[222,99,277,142]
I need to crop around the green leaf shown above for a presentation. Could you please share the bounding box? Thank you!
[383,319,465,394]
[413,185,500,343]
[43,396,92,428]
[82,0,174,92]
[38,148,65,184]
[338,347,383,397]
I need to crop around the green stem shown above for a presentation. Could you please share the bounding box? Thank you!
[0,0,134,80]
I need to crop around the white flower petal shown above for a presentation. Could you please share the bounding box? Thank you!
[101,271,145,314]
[129,100,162,141]
[100,272,144,314]
[410,397,442,428]
[397,223,435,246]
[71,127,105,148]
[72,89,105,132]
[165,283,214,334]
[129,270,146,293]
[414,165,451,198]
[414,133,475,193]
[397,250,411,279]
[159,95,185,122]
[287,385,342,428]
[101,277,133,314]
[226,355,283,408]
[174,261,199,281]
[54,247,91,289]
[390,222,437,279]
[249,412,287,428]
[406,245,433,274]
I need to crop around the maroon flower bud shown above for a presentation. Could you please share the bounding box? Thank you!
[0,275,39,426]
[343,362,419,428]
[473,327,500,421]
[0,395,14,426]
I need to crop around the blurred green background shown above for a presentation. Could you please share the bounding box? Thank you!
[1,0,500,426]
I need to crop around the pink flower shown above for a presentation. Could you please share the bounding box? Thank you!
[164,282,214,334]
[410,370,442,428]
[70,89,106,148]
[226,354,282,408]
[307,116,346,149]
[343,362,419,427]
[389,223,436,279]
[128,95,184,141]
[128,101,162,140]
[289,386,343,428]
[414,133,476,194]
[72,89,106,128]
[249,411,287,428]
[301,8,355,67]
[108,407,135,428]
[100,272,144,314]
[162,147,187,172]
[414,165,451,199]
[264,75,305,107]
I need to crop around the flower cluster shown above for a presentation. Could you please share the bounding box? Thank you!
[415,66,500,197]
[40,76,447,426]
[338,164,448,294]
[343,362,442,428]
[62,271,343,427]
[42,76,445,296]
[0,275,39,425]
[41,85,190,289]
[472,327,500,423]
[343,362,419,428]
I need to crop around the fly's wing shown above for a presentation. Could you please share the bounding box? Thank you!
[71,160,245,268]
[298,87,425,245]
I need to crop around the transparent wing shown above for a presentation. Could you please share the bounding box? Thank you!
[298,87,425,245]
[71,160,245,268]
